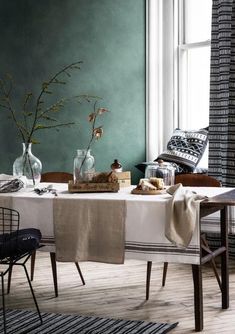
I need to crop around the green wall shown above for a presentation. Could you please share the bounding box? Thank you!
[0,0,146,184]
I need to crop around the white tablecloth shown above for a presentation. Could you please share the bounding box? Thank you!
[0,184,232,265]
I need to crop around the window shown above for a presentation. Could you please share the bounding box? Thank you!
[146,0,212,162]
[176,0,212,130]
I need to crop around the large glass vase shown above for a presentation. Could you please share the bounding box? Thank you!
[73,149,95,182]
[13,143,42,187]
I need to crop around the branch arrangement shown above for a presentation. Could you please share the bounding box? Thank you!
[0,61,84,145]
[76,101,109,180]
[0,62,109,184]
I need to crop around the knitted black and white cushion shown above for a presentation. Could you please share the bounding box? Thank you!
[157,128,208,172]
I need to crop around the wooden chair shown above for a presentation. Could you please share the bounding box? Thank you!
[30,172,85,297]
[39,171,73,183]
[174,173,221,188]
[146,173,222,300]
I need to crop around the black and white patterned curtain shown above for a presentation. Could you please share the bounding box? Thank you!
[209,0,235,186]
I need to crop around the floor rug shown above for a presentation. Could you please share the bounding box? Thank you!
[0,309,178,334]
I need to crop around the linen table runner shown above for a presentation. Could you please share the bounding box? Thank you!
[53,198,126,264]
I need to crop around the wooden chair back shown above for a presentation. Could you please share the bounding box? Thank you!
[175,173,221,187]
[41,172,73,183]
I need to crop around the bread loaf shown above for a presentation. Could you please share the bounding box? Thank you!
[139,179,157,191]
[91,172,118,183]
[149,177,164,190]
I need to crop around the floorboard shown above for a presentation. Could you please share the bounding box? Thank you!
[3,252,235,333]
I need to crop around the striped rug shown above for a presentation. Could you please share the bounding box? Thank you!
[0,309,178,334]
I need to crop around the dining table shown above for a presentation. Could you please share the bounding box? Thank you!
[0,182,234,332]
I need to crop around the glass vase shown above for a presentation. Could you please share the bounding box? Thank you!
[145,161,175,186]
[73,149,95,182]
[13,143,42,187]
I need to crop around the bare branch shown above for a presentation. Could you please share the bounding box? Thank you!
[34,122,75,131]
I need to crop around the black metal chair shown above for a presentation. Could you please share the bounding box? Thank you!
[0,207,42,333]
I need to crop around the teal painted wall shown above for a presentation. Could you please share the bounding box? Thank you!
[0,0,146,184]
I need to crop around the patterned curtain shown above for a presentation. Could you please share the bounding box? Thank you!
[209,0,235,186]
[208,0,235,258]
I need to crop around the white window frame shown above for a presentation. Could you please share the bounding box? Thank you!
[146,0,163,161]
[146,0,175,161]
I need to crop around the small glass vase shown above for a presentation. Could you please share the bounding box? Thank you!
[13,143,42,187]
[73,149,95,182]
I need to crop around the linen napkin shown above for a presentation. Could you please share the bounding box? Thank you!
[0,174,25,192]
[165,183,206,248]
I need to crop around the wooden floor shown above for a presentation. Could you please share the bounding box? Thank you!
[3,252,235,333]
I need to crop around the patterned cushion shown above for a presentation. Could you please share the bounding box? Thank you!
[157,128,208,172]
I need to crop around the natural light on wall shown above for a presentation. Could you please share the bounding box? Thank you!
[178,0,212,131]
[146,0,212,164]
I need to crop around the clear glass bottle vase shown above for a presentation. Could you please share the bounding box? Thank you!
[13,143,42,187]
[73,149,95,182]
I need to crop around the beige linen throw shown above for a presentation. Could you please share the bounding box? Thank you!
[165,183,206,248]
[53,198,126,264]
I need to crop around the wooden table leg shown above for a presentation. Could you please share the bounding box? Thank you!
[220,207,229,309]
[192,264,203,332]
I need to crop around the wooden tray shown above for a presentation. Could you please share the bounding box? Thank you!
[68,181,119,193]
[131,188,166,195]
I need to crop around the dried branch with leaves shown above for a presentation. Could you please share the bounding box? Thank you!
[0,61,98,185]
[0,61,86,145]
[76,101,109,179]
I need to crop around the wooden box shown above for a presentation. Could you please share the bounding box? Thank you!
[68,180,120,193]
[114,171,131,188]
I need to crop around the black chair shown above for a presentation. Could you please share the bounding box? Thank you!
[30,172,85,297]
[0,207,42,333]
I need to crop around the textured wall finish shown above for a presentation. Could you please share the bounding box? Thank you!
[0,0,146,183]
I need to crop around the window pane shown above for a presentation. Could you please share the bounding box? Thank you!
[184,46,210,130]
[185,0,212,43]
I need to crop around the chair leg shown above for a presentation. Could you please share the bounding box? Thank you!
[50,252,58,297]
[201,234,222,292]
[1,274,7,334]
[146,261,152,300]
[30,251,36,281]
[192,264,203,332]
[209,258,222,292]
[220,207,229,309]
[23,264,43,324]
[7,264,13,294]
[162,262,168,287]
[75,262,85,285]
